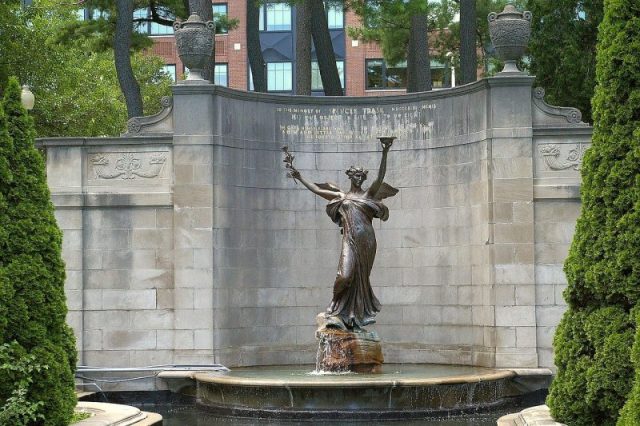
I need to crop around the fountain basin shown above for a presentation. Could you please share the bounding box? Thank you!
[195,364,541,420]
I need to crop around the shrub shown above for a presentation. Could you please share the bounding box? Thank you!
[0,342,46,426]
[547,0,640,424]
[618,310,640,425]
[0,77,76,425]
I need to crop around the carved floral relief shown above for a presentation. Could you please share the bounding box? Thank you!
[538,144,587,171]
[90,152,167,180]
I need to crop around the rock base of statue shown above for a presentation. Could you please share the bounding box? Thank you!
[315,313,384,373]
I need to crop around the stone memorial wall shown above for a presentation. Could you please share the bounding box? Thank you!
[38,75,590,374]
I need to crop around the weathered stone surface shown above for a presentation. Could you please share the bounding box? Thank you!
[37,75,592,377]
[315,315,384,373]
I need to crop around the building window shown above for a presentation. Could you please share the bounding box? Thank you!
[214,63,228,86]
[261,3,291,31]
[133,8,148,33]
[366,59,407,89]
[75,8,87,20]
[161,64,177,82]
[81,8,109,21]
[311,61,344,91]
[133,8,174,35]
[267,62,292,91]
[213,3,228,34]
[150,20,174,36]
[430,60,447,88]
[326,2,344,29]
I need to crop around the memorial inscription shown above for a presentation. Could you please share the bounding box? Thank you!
[276,103,437,141]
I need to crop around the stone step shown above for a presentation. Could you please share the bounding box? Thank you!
[73,402,163,426]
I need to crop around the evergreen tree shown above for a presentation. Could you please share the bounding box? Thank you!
[547,0,640,424]
[0,77,76,425]
[526,0,603,123]
[458,0,477,84]
[618,310,640,425]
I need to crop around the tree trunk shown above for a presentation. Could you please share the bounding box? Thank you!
[114,0,143,118]
[310,0,343,96]
[459,0,477,84]
[189,0,215,82]
[295,0,312,95]
[246,0,267,91]
[406,13,431,93]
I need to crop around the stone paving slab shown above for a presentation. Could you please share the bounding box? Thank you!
[497,405,566,426]
[73,402,162,426]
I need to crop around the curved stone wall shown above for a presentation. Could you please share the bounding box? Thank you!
[200,79,508,366]
[39,75,592,378]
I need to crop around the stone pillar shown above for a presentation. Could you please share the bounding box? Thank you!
[171,84,216,363]
[46,140,86,363]
[486,75,538,367]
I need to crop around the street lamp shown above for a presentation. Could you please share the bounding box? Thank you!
[446,52,456,88]
[21,85,34,111]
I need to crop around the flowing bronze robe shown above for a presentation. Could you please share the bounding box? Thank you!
[325,192,389,328]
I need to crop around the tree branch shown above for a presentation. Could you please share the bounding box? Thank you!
[149,1,174,27]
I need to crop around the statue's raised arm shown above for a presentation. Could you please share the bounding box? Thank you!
[367,137,398,201]
[282,146,343,201]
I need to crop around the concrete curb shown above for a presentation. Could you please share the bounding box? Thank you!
[73,402,162,425]
[497,405,566,425]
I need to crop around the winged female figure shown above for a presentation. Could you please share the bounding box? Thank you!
[283,137,398,331]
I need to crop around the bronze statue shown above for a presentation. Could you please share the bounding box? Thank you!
[283,137,398,331]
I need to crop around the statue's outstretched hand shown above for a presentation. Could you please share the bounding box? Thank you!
[380,138,394,151]
[289,169,301,180]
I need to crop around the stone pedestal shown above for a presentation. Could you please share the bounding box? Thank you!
[315,326,384,373]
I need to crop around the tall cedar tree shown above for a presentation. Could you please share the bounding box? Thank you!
[247,0,267,92]
[458,0,476,84]
[547,0,640,424]
[347,0,440,92]
[115,0,144,118]
[0,78,76,424]
[295,0,313,95]
[310,0,344,95]
[526,0,603,123]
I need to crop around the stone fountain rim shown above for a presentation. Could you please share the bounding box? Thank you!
[194,366,516,388]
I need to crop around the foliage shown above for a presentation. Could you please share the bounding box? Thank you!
[548,308,634,425]
[64,0,236,49]
[526,0,603,123]
[347,0,455,66]
[347,0,529,76]
[0,77,77,425]
[618,310,640,425]
[0,343,46,426]
[70,411,92,423]
[547,0,640,423]
[0,0,172,137]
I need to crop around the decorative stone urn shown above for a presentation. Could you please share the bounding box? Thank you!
[173,13,215,81]
[488,5,532,73]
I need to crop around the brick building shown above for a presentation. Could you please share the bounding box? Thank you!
[143,1,453,96]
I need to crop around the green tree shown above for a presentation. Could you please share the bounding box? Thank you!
[547,0,640,424]
[310,0,344,95]
[349,0,454,91]
[0,0,172,137]
[247,0,267,92]
[526,0,603,123]
[295,0,313,95]
[0,77,76,425]
[618,310,640,425]
[458,0,477,84]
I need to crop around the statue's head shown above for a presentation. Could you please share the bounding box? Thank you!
[346,166,368,188]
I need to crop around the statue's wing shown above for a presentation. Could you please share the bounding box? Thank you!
[373,182,399,201]
[316,182,342,192]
